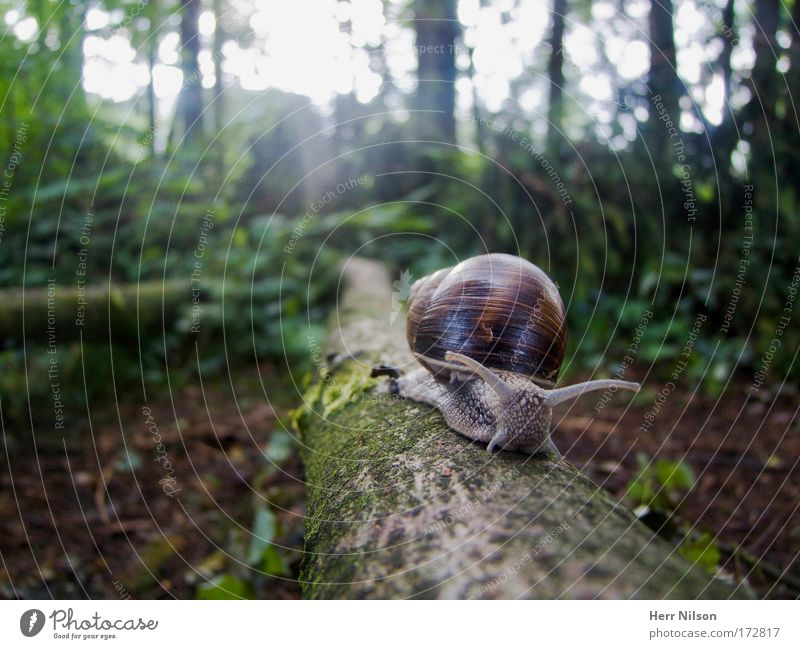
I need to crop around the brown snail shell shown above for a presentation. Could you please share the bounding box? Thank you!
[405,253,567,387]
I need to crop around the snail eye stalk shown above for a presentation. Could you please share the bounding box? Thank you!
[444,351,515,403]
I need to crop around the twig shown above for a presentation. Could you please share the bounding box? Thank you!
[717,540,800,595]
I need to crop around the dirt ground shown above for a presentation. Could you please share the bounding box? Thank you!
[1,365,798,599]
[552,377,800,599]
[0,364,304,599]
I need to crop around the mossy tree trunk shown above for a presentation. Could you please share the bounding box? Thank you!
[296,258,748,599]
[0,281,186,344]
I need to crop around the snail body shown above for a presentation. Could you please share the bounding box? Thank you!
[395,253,639,456]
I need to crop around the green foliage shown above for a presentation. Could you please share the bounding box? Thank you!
[679,532,722,575]
[195,575,254,600]
[192,428,299,599]
[4,0,797,602]
[626,452,696,515]
[246,505,289,576]
[625,453,721,574]
[262,428,296,467]
[2,0,799,425]
[0,343,156,426]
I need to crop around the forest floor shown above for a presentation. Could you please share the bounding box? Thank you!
[1,365,798,599]
[553,375,800,599]
[0,363,304,599]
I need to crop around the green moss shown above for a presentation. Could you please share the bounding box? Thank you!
[292,360,381,437]
[297,382,439,596]
[289,380,323,433]
[296,356,748,599]
[320,367,380,418]
[294,259,750,599]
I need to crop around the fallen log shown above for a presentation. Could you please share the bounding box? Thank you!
[0,280,188,343]
[296,258,749,599]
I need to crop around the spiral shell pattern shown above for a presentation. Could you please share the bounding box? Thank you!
[405,253,567,386]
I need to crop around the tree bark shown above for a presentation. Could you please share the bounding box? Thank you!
[718,0,736,116]
[466,47,487,157]
[147,36,158,158]
[779,0,800,181]
[413,0,459,143]
[710,0,737,174]
[179,0,204,143]
[647,0,682,165]
[296,258,750,599]
[787,0,800,104]
[546,0,567,157]
[747,0,780,124]
[0,281,186,344]
[213,0,225,138]
[744,0,780,205]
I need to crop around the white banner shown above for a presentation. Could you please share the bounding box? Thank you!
[1,600,798,648]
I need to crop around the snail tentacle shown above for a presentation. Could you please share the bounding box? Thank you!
[396,254,640,456]
[486,424,510,453]
[543,379,640,407]
[443,351,516,403]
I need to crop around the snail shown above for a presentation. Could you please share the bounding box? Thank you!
[392,253,640,457]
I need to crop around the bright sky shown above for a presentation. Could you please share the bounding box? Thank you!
[4,0,757,139]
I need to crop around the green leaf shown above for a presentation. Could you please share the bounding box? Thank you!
[260,546,290,577]
[233,227,248,247]
[625,476,655,506]
[679,533,721,574]
[263,429,295,466]
[246,505,278,566]
[655,459,695,491]
[195,574,253,600]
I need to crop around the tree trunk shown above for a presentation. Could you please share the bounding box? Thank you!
[710,0,737,174]
[779,0,800,182]
[213,0,225,135]
[467,47,487,157]
[719,0,736,117]
[745,0,780,208]
[295,258,750,599]
[647,0,681,163]
[179,0,204,143]
[147,36,158,158]
[413,0,459,143]
[787,0,800,106]
[747,0,780,124]
[546,0,567,157]
[212,0,226,174]
[0,281,186,344]
[333,13,356,169]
